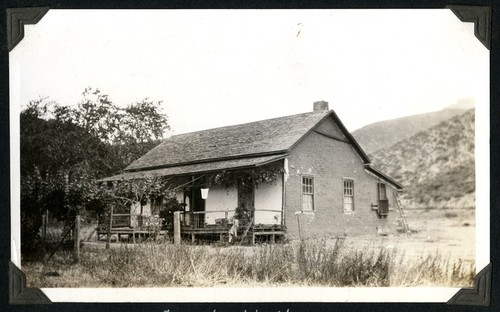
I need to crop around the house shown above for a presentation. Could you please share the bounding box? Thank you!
[99,101,403,243]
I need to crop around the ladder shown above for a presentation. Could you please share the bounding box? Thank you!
[394,191,411,236]
[239,218,254,245]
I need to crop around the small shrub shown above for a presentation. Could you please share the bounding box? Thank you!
[444,212,458,218]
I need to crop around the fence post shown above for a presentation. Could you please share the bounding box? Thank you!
[41,212,47,246]
[106,205,113,249]
[74,213,80,263]
[173,211,181,245]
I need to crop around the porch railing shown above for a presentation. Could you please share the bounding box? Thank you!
[98,213,163,231]
[254,209,283,227]
[181,210,234,229]
[180,209,284,230]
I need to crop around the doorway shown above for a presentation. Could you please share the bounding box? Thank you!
[191,186,206,228]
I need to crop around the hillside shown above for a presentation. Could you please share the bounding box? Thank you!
[370,109,475,209]
[352,107,470,154]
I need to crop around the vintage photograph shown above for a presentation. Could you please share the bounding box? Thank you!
[9,9,489,302]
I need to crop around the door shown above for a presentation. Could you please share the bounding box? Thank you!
[191,186,205,228]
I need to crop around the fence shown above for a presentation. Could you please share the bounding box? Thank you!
[98,213,163,232]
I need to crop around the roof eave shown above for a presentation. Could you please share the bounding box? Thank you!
[364,165,404,190]
[327,110,371,164]
[98,155,288,182]
[125,150,289,172]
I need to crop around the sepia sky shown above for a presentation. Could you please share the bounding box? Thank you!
[10,9,488,134]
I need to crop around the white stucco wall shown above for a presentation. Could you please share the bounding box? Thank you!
[254,179,282,225]
[142,202,152,216]
[204,185,237,224]
[130,201,152,215]
[130,202,141,215]
[129,201,152,227]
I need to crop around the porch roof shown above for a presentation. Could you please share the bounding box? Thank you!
[98,154,286,182]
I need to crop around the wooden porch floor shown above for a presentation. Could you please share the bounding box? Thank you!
[97,226,166,242]
[97,211,285,244]
[181,224,285,244]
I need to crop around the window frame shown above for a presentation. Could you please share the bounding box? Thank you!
[378,182,387,201]
[301,175,315,211]
[342,178,355,213]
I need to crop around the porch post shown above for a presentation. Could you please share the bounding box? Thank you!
[173,211,181,245]
[282,170,286,230]
[251,169,255,219]
[251,169,256,245]
[191,176,195,209]
[140,202,144,228]
[191,176,195,227]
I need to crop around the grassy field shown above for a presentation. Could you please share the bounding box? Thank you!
[23,207,475,288]
[24,239,474,288]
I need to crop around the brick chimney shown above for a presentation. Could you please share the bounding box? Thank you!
[313,100,329,112]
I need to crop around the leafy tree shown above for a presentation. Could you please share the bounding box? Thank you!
[20,89,170,256]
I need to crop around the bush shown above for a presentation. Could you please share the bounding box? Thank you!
[444,212,458,218]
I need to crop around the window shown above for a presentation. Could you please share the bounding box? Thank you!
[343,179,354,212]
[378,182,389,217]
[302,176,314,211]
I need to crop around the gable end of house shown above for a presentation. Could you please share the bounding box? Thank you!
[287,109,371,165]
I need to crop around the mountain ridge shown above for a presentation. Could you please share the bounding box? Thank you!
[352,104,472,154]
[370,109,475,209]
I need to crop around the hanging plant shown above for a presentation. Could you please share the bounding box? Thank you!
[253,166,285,185]
[210,165,284,189]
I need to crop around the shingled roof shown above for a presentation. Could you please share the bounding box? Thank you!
[99,105,403,189]
[125,110,363,172]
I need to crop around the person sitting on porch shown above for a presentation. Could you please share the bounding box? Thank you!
[228,219,239,243]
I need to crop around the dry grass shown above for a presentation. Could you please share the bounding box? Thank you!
[23,238,474,288]
[25,206,475,288]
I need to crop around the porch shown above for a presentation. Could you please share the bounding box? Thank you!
[179,209,285,244]
[97,213,166,243]
[96,209,285,244]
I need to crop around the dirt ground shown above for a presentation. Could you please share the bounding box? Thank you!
[342,207,475,263]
